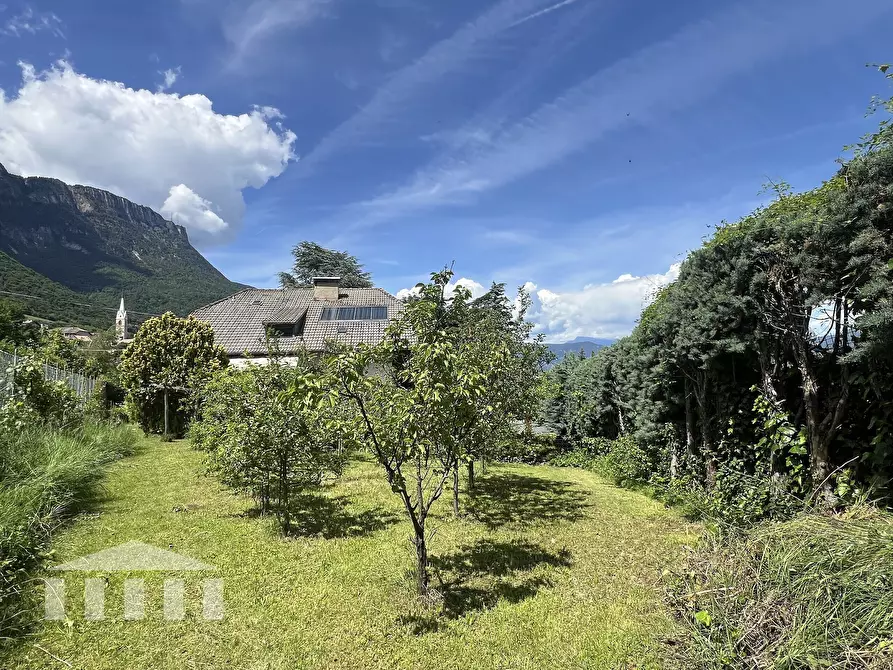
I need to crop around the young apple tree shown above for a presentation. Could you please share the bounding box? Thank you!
[323,269,504,595]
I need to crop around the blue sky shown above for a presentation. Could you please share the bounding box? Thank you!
[0,0,891,340]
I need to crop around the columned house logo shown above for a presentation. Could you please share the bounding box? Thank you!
[44,541,223,622]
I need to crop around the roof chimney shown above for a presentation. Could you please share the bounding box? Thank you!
[312,277,341,302]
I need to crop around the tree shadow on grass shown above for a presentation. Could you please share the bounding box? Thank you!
[281,494,399,539]
[468,472,590,530]
[399,539,573,633]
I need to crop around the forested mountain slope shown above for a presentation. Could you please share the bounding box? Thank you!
[0,163,245,327]
[0,251,110,327]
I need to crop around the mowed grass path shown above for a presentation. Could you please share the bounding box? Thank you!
[11,438,697,670]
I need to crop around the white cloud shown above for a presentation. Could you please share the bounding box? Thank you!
[1,6,64,38]
[396,276,487,301]
[0,61,296,246]
[353,0,892,224]
[453,277,488,300]
[527,264,680,341]
[161,184,227,235]
[157,67,181,92]
[398,265,679,341]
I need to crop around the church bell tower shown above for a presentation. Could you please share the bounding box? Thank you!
[115,296,129,341]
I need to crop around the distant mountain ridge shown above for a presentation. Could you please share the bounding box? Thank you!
[546,336,614,364]
[0,163,245,328]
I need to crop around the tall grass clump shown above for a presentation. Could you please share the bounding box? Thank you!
[667,506,893,669]
[0,422,140,645]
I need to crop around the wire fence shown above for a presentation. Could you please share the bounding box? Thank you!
[0,350,97,401]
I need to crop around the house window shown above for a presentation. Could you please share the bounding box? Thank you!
[267,324,294,337]
[320,306,388,321]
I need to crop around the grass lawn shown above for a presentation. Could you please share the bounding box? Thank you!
[9,437,698,670]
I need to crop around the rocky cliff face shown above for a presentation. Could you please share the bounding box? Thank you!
[0,163,245,323]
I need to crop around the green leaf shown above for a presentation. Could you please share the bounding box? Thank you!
[693,610,712,627]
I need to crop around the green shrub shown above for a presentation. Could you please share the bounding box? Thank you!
[550,449,598,469]
[191,360,347,531]
[2,356,83,427]
[490,432,558,464]
[595,435,652,485]
[0,422,139,642]
[667,507,893,669]
[550,435,654,488]
[0,400,41,433]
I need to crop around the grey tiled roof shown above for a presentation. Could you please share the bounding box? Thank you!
[190,287,402,356]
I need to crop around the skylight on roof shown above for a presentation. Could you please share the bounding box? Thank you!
[320,306,388,321]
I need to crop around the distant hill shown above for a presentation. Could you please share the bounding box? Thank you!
[0,251,111,326]
[546,337,614,365]
[0,163,245,329]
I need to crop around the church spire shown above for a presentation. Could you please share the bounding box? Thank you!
[116,295,128,341]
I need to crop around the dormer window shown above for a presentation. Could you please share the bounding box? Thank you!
[263,307,307,338]
[267,324,295,338]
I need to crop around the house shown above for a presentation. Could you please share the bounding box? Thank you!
[61,326,94,342]
[190,277,402,367]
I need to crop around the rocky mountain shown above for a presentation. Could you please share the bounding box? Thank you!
[0,163,245,328]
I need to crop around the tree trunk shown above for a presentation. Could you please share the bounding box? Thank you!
[705,459,717,490]
[452,466,460,517]
[163,388,170,439]
[616,402,626,436]
[794,339,838,502]
[414,530,429,596]
[759,346,789,498]
[669,442,679,480]
[693,374,716,489]
[481,456,487,475]
[684,378,696,463]
[467,460,475,491]
[797,352,832,498]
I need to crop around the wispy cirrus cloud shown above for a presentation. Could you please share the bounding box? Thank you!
[298,0,590,174]
[509,0,581,28]
[349,0,892,226]
[225,0,330,69]
[1,5,64,38]
[181,0,330,71]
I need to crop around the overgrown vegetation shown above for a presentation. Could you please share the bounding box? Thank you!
[667,508,893,669]
[544,69,893,516]
[0,351,140,647]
